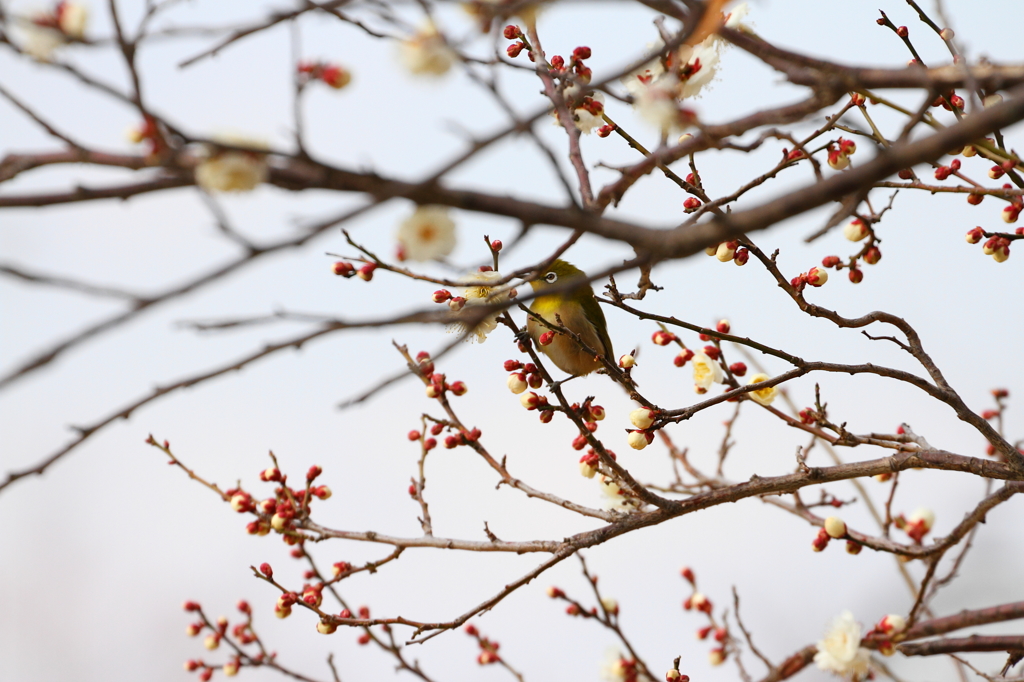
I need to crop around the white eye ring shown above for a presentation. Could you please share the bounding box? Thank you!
[545,272,558,283]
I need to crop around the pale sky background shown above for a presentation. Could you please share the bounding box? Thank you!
[1,1,1022,681]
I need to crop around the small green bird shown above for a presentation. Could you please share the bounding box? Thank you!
[527,260,613,376]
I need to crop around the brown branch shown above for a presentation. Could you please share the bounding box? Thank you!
[899,636,1024,657]
[903,602,1024,640]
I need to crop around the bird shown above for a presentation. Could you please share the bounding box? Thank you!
[526,260,613,376]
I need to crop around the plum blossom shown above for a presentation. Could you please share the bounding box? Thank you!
[814,611,871,679]
[622,3,751,104]
[15,2,89,61]
[399,23,457,76]
[194,136,269,193]
[692,352,723,392]
[747,373,778,406]
[396,206,457,262]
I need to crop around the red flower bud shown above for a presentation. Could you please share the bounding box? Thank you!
[432,289,452,303]
[502,25,519,40]
[572,46,592,60]
[896,25,908,37]
[729,362,747,377]
[848,267,864,284]
[260,563,273,579]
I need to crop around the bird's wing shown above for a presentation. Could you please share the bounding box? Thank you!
[580,293,613,359]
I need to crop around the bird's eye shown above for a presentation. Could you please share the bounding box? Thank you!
[544,272,558,283]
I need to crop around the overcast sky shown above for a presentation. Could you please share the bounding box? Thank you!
[1,1,1022,681]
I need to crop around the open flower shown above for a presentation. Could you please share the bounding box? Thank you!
[446,271,510,343]
[814,611,871,679]
[195,136,269,193]
[692,352,723,392]
[747,373,778,406]
[555,86,606,134]
[397,206,456,261]
[399,23,456,76]
[622,3,750,103]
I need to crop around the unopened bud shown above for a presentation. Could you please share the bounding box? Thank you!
[824,516,847,538]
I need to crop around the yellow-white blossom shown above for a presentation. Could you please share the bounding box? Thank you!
[59,2,88,38]
[747,373,778,406]
[195,136,269,193]
[814,611,871,680]
[397,206,456,262]
[399,24,456,76]
[692,352,723,392]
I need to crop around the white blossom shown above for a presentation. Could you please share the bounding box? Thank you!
[814,611,871,679]
[399,24,456,76]
[195,137,269,193]
[59,2,88,38]
[692,352,723,391]
[747,373,778,406]
[396,206,456,262]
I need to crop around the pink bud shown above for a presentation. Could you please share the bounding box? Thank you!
[432,289,452,303]
[715,319,730,334]
[448,381,468,396]
[491,239,503,252]
[408,430,421,441]
[448,296,466,311]
[332,261,354,276]
[357,263,376,281]
[539,331,555,346]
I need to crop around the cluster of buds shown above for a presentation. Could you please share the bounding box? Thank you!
[705,240,749,265]
[790,265,829,291]
[626,407,657,451]
[680,568,728,666]
[545,44,594,83]
[332,260,376,281]
[418,353,467,399]
[578,445,613,478]
[932,90,966,111]
[502,24,531,61]
[231,461,330,539]
[988,160,1017,180]
[895,507,935,544]
[518,390,551,419]
[967,227,1018,263]
[463,624,503,665]
[505,359,544,397]
[933,158,961,181]
[441,426,482,450]
[864,613,908,656]
[827,138,857,170]
[296,60,352,89]
[812,516,862,554]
